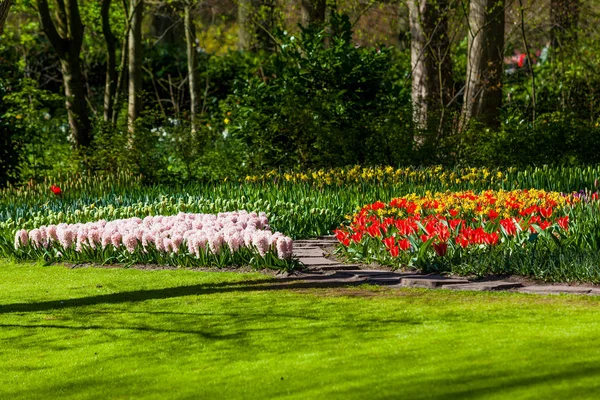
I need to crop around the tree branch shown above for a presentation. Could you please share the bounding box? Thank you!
[36,0,68,56]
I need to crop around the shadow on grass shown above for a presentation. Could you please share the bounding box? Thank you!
[0,272,368,314]
[0,323,242,338]
[425,363,600,400]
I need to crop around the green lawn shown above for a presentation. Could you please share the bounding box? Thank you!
[2,260,600,399]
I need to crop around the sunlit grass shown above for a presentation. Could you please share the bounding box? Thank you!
[2,259,600,399]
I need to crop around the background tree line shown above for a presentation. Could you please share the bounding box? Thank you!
[0,0,598,184]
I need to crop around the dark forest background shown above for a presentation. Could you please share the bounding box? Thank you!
[0,0,598,184]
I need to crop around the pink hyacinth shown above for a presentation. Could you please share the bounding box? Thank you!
[76,231,88,252]
[29,229,41,249]
[47,225,58,241]
[172,234,184,253]
[13,211,294,264]
[276,237,293,260]
[252,233,270,257]
[89,229,101,249]
[226,232,243,252]
[155,237,165,252]
[123,234,138,253]
[208,233,224,254]
[163,238,173,253]
[57,226,74,248]
[14,229,28,249]
[111,232,122,248]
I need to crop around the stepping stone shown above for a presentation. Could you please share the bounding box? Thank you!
[518,286,592,295]
[443,281,523,291]
[312,264,362,271]
[365,276,401,285]
[298,257,339,266]
[294,240,338,246]
[294,253,325,258]
[293,249,325,257]
[401,276,470,289]
[343,270,396,276]
[292,245,326,249]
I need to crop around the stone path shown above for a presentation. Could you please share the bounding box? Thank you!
[290,236,600,296]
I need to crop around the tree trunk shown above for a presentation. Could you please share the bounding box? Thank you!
[238,0,252,50]
[37,0,91,148]
[184,4,199,134]
[550,0,580,49]
[112,1,130,126]
[461,0,505,130]
[0,0,12,36]
[128,0,143,134]
[300,0,326,26]
[102,0,118,124]
[61,53,91,147]
[237,0,276,51]
[409,0,454,133]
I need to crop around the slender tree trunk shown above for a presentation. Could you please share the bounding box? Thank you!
[111,34,128,125]
[0,0,12,36]
[128,0,143,134]
[37,0,91,148]
[238,0,252,50]
[551,0,580,49]
[409,0,454,133]
[300,0,326,26]
[102,0,118,123]
[461,0,505,130]
[184,3,199,134]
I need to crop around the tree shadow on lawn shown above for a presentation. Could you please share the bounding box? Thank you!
[0,322,243,339]
[332,359,600,400]
[0,272,371,315]
[426,362,600,400]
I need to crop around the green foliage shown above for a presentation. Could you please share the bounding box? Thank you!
[2,78,80,181]
[452,113,600,167]
[224,13,413,170]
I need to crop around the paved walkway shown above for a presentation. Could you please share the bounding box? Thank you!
[290,237,600,296]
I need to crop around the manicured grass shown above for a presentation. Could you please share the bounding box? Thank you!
[2,259,600,399]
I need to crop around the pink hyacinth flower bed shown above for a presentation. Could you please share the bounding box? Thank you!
[13,211,297,270]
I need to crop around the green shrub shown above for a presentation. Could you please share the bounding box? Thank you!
[223,13,413,170]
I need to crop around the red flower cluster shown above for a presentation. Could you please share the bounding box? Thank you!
[335,190,573,258]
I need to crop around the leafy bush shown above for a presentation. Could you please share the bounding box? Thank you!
[451,113,600,167]
[224,13,413,170]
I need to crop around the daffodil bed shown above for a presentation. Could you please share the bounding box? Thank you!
[335,189,600,281]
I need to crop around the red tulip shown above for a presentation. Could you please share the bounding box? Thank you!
[456,235,469,248]
[50,185,62,196]
[557,216,569,230]
[399,239,411,251]
[539,206,553,219]
[382,236,395,249]
[539,221,551,230]
[433,242,448,256]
